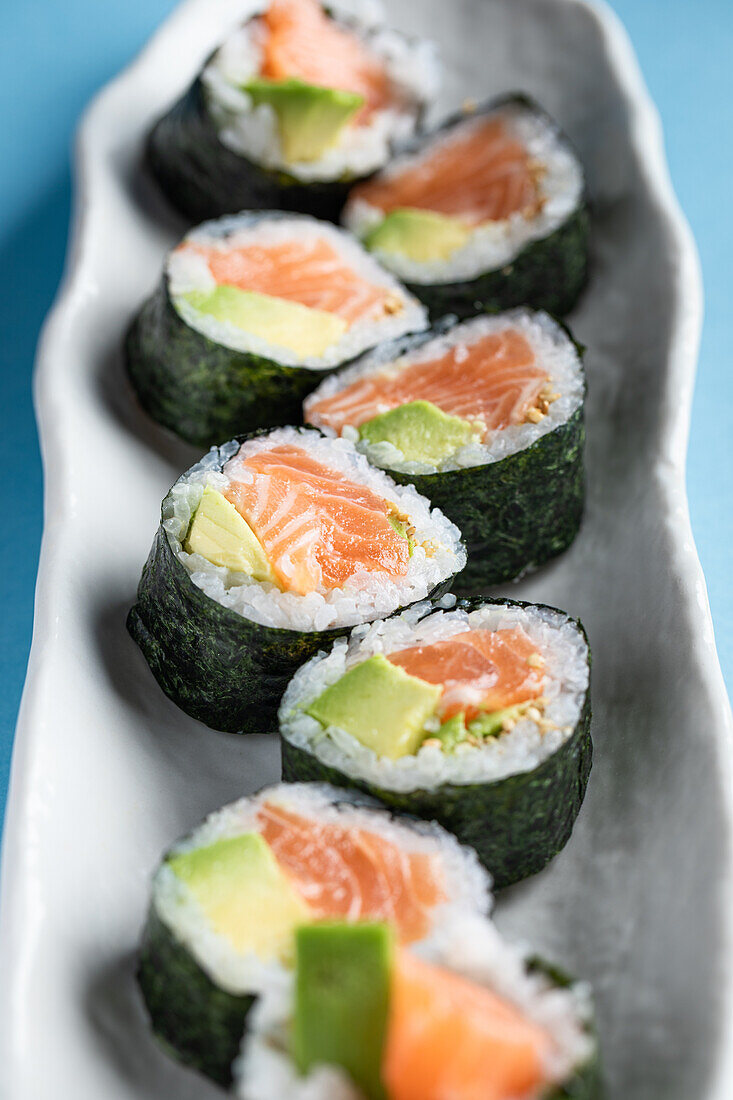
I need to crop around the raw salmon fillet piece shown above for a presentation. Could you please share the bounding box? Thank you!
[260,0,389,119]
[307,328,548,439]
[257,802,446,943]
[179,237,397,325]
[352,115,540,224]
[388,627,545,720]
[383,950,551,1100]
[224,444,411,595]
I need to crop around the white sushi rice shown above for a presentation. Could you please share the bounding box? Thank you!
[305,309,585,474]
[202,0,439,181]
[233,910,595,1100]
[163,428,465,632]
[153,782,492,997]
[280,599,589,791]
[343,100,585,282]
[167,213,428,366]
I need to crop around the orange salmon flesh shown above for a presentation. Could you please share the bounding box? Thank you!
[352,115,540,225]
[257,802,446,943]
[388,627,545,721]
[259,0,389,121]
[383,951,552,1100]
[307,327,549,438]
[224,444,411,595]
[177,237,397,325]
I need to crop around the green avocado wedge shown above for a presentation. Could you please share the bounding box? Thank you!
[280,595,592,889]
[243,78,364,163]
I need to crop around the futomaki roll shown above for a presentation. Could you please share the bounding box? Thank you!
[138,782,492,1086]
[125,212,427,447]
[127,428,465,733]
[146,0,439,223]
[343,95,588,317]
[305,310,585,587]
[280,596,592,887]
[235,918,600,1100]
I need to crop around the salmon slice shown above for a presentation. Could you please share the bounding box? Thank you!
[383,951,551,1100]
[179,237,397,326]
[352,115,540,224]
[260,0,389,119]
[307,328,548,438]
[224,443,410,594]
[257,802,446,943]
[388,627,544,721]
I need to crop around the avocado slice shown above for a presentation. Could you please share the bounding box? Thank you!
[360,400,480,465]
[293,921,392,1100]
[433,712,468,752]
[388,514,415,556]
[244,77,364,163]
[468,702,532,740]
[185,486,277,582]
[182,286,346,359]
[306,654,441,760]
[364,207,471,262]
[168,832,311,960]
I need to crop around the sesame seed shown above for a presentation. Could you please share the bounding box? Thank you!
[526,407,544,424]
[526,653,544,668]
[422,738,442,750]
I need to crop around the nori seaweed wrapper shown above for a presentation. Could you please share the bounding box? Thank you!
[280,595,592,888]
[345,94,589,319]
[127,436,462,733]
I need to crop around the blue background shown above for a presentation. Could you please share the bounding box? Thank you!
[1,0,732,831]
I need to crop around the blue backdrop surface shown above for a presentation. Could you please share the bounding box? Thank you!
[1,0,732,830]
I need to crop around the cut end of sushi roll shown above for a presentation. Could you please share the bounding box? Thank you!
[234,914,598,1100]
[138,782,492,1084]
[166,426,465,632]
[167,212,427,370]
[280,596,592,885]
[343,95,587,316]
[305,309,584,475]
[202,0,439,183]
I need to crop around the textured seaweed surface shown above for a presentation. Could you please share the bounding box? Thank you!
[125,278,333,447]
[281,595,593,888]
[402,405,586,589]
[531,960,603,1100]
[409,205,589,320]
[137,906,253,1087]
[147,78,356,224]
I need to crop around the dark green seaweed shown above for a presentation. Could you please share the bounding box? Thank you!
[125,274,336,448]
[127,437,461,733]
[351,94,589,318]
[281,596,592,888]
[138,905,254,1087]
[531,960,603,1100]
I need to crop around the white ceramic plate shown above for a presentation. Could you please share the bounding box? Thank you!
[2,0,732,1097]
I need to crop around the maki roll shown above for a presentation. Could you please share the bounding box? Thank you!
[343,95,588,317]
[127,427,465,733]
[236,917,599,1100]
[147,0,439,223]
[280,596,592,887]
[126,212,427,447]
[305,309,585,587]
[138,782,492,1086]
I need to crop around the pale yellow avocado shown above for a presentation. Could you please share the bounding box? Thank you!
[306,654,441,760]
[364,207,471,262]
[360,400,480,465]
[185,486,276,582]
[168,832,311,960]
[183,285,346,359]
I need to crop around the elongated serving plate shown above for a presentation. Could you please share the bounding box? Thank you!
[1,0,731,1097]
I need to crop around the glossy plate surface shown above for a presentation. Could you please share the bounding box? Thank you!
[1,1,731,1097]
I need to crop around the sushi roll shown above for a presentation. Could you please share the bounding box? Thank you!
[305,309,585,587]
[127,427,466,733]
[146,0,439,223]
[235,916,600,1100]
[280,595,592,887]
[138,782,492,1086]
[125,212,427,448]
[343,95,588,317]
